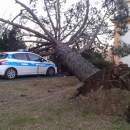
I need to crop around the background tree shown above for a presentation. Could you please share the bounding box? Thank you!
[0,0,128,81]
[112,41,130,58]
[0,26,26,51]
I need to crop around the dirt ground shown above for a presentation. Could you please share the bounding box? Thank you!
[77,64,130,96]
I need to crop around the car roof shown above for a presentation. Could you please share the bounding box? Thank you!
[0,52,43,58]
[0,52,34,54]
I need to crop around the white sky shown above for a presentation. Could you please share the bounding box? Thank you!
[0,0,114,46]
[0,0,81,45]
[0,0,80,19]
[0,0,27,19]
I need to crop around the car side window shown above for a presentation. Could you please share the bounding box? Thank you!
[13,53,28,60]
[0,54,8,59]
[28,53,41,61]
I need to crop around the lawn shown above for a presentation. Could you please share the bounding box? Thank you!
[0,76,130,130]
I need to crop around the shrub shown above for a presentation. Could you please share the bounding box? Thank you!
[88,59,114,69]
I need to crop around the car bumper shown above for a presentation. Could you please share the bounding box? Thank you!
[0,66,8,76]
[54,67,57,74]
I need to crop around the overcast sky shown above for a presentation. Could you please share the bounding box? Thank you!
[0,0,81,45]
[0,0,27,19]
[0,0,114,45]
[0,0,80,19]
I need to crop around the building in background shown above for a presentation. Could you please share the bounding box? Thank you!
[114,0,130,66]
[105,49,114,62]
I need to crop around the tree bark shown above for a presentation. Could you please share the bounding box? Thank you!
[55,45,99,82]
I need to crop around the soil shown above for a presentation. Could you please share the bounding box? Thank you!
[77,64,130,96]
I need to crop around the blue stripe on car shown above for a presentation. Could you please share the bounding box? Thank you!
[6,54,56,67]
[4,62,56,67]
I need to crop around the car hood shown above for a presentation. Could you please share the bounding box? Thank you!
[44,61,56,66]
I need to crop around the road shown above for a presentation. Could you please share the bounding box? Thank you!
[0,75,62,82]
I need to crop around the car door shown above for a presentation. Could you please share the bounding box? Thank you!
[13,53,31,75]
[27,53,44,74]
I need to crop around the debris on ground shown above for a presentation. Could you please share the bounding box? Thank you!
[77,64,130,96]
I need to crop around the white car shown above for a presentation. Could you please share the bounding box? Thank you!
[0,51,57,79]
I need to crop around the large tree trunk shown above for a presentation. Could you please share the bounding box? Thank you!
[55,45,99,81]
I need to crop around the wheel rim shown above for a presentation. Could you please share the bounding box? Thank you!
[48,68,54,76]
[7,69,16,79]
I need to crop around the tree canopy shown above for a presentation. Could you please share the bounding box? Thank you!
[0,26,26,51]
[0,0,128,55]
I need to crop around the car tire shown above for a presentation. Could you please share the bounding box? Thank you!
[5,68,17,79]
[46,67,55,76]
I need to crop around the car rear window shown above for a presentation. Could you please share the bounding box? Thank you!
[0,53,8,59]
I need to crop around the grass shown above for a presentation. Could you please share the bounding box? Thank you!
[80,109,90,118]
[0,76,130,130]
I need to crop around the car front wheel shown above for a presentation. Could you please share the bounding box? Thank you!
[46,67,55,76]
[5,68,17,79]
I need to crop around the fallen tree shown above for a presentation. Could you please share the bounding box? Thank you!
[0,0,129,82]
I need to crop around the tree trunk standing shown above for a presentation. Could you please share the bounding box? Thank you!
[55,45,100,81]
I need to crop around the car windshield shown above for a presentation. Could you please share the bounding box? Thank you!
[0,53,8,59]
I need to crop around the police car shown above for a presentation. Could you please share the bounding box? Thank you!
[0,50,57,79]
